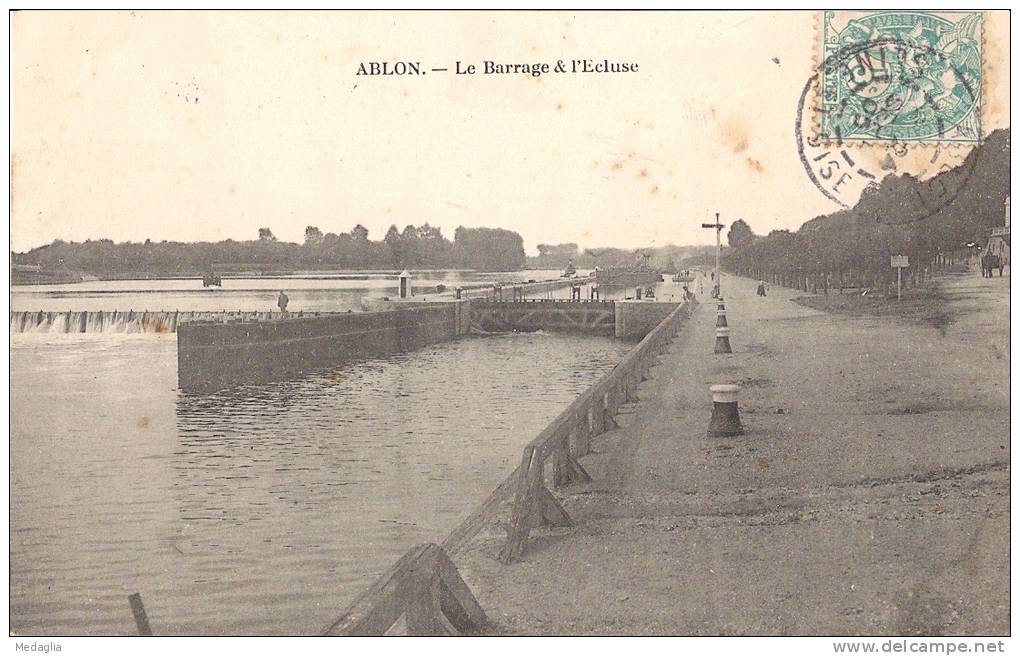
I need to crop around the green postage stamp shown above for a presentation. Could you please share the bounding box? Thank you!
[818,10,983,144]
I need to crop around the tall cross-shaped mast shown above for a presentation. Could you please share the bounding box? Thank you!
[701,213,725,297]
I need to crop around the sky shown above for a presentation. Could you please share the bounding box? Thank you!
[10,10,1010,254]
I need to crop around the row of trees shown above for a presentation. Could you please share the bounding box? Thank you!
[723,129,1010,294]
[529,242,717,272]
[14,223,528,276]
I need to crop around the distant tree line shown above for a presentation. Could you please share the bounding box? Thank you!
[723,129,1010,294]
[13,223,528,277]
[528,242,717,272]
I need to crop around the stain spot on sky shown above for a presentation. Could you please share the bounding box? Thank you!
[747,157,764,173]
[136,416,151,430]
[719,115,751,155]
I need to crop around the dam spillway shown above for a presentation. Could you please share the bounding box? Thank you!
[9,309,344,334]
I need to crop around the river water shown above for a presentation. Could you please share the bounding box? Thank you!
[9,273,634,635]
[10,269,598,313]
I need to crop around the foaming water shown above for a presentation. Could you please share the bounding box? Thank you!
[10,331,631,635]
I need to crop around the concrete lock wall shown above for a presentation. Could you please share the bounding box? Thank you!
[360,298,472,335]
[614,301,682,340]
[177,301,469,393]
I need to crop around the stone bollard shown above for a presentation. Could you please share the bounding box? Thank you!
[714,326,733,354]
[708,384,743,437]
[716,308,728,327]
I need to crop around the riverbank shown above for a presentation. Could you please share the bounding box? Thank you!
[451,274,1009,635]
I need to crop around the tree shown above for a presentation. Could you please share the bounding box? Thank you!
[351,224,369,241]
[454,226,526,271]
[383,225,402,266]
[304,226,323,245]
[727,219,756,248]
[400,224,420,266]
[258,227,277,241]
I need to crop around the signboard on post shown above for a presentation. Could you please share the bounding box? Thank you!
[890,255,909,300]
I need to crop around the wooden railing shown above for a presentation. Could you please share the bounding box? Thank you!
[323,299,694,634]
[440,301,693,561]
[492,300,692,562]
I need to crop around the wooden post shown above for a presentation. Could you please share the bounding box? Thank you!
[405,575,454,635]
[604,389,620,428]
[499,446,572,563]
[553,433,592,487]
[577,407,593,456]
[499,447,541,563]
[324,543,486,636]
[625,370,640,402]
[128,593,152,636]
[435,548,487,631]
[591,395,603,436]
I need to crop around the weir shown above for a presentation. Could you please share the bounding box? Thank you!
[9,309,343,334]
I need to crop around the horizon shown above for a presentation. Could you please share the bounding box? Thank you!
[12,228,720,257]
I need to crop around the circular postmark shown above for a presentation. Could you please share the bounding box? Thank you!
[795,31,980,224]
